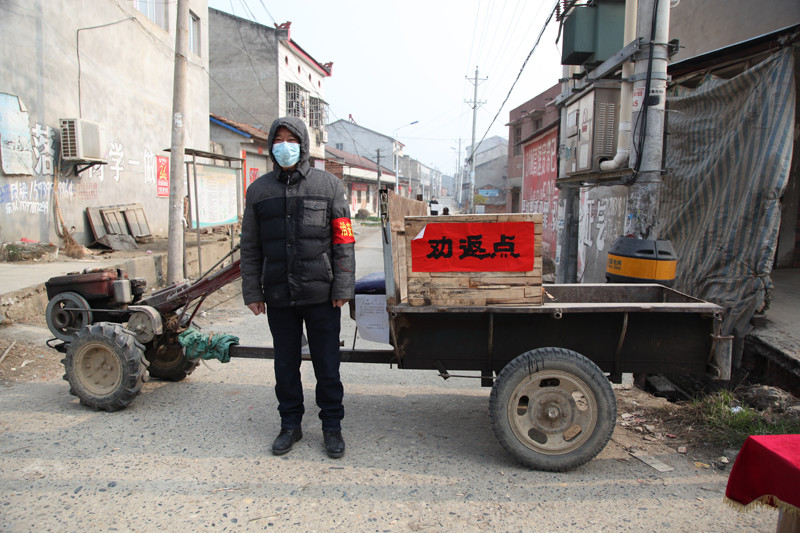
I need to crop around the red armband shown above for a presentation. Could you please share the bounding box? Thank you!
[331,217,355,244]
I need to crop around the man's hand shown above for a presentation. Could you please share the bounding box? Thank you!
[247,301,265,315]
[332,299,348,308]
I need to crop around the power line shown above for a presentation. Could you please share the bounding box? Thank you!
[469,0,559,162]
[254,0,276,26]
[464,0,484,78]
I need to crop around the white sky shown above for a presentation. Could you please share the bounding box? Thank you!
[207,0,564,176]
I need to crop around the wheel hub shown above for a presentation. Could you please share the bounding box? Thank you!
[74,342,122,396]
[508,370,598,455]
[529,388,575,434]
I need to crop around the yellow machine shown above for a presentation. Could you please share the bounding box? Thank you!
[606,237,677,286]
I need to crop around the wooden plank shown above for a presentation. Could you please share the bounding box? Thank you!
[388,191,427,232]
[406,272,542,286]
[405,218,543,236]
[406,263,543,278]
[396,235,410,303]
[524,286,544,298]
[470,275,543,288]
[408,295,487,307]
[97,234,138,251]
[100,208,129,235]
[407,290,543,307]
[413,286,527,300]
[408,277,471,291]
[86,207,107,241]
[488,294,543,305]
[123,204,153,243]
[405,213,543,224]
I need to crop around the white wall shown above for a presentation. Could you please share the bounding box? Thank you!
[0,0,209,244]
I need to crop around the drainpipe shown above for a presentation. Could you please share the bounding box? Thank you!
[600,0,637,171]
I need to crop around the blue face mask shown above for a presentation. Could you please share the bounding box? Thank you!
[272,141,301,168]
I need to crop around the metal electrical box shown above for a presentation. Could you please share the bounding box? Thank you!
[564,87,620,175]
[561,1,626,66]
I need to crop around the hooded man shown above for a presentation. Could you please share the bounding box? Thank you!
[240,116,355,458]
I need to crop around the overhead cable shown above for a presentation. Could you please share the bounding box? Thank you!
[467,0,559,163]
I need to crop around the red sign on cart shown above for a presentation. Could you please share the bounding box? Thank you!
[411,222,536,272]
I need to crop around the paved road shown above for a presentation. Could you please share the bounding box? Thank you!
[0,222,774,531]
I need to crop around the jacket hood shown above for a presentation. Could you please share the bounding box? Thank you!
[268,116,310,173]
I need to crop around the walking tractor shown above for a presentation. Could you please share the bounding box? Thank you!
[44,192,732,472]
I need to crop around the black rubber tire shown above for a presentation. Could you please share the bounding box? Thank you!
[489,347,617,472]
[61,322,148,412]
[145,332,199,381]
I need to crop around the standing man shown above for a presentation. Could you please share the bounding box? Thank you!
[240,117,355,458]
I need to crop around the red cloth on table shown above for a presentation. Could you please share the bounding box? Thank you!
[725,434,800,515]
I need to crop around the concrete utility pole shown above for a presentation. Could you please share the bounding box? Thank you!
[627,0,671,239]
[453,139,462,207]
[167,0,189,283]
[393,120,418,196]
[375,148,381,212]
[465,67,486,214]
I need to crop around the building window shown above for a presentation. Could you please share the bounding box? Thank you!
[336,143,343,150]
[134,0,168,30]
[534,118,543,131]
[285,83,308,119]
[309,97,328,128]
[189,11,201,55]
[513,125,522,157]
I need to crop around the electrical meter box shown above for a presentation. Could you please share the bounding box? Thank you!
[564,87,620,175]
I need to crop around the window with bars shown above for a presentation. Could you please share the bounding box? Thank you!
[134,0,168,30]
[309,97,328,128]
[286,83,308,119]
[513,125,522,156]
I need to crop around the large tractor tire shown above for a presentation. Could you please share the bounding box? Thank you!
[62,322,148,412]
[489,347,617,472]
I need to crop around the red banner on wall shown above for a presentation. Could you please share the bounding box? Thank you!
[411,222,536,272]
[156,156,169,197]
[522,129,558,258]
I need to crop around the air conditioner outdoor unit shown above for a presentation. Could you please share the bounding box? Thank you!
[60,118,107,162]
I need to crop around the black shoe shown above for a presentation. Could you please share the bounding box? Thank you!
[323,431,345,459]
[272,427,302,455]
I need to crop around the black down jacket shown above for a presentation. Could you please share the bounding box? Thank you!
[240,116,355,307]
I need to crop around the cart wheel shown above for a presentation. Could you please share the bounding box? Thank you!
[61,322,148,412]
[489,347,617,472]
[46,292,93,341]
[145,332,199,381]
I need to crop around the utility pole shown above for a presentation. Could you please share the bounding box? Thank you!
[453,139,462,208]
[465,67,486,214]
[375,148,381,213]
[167,0,189,283]
[627,0,671,239]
